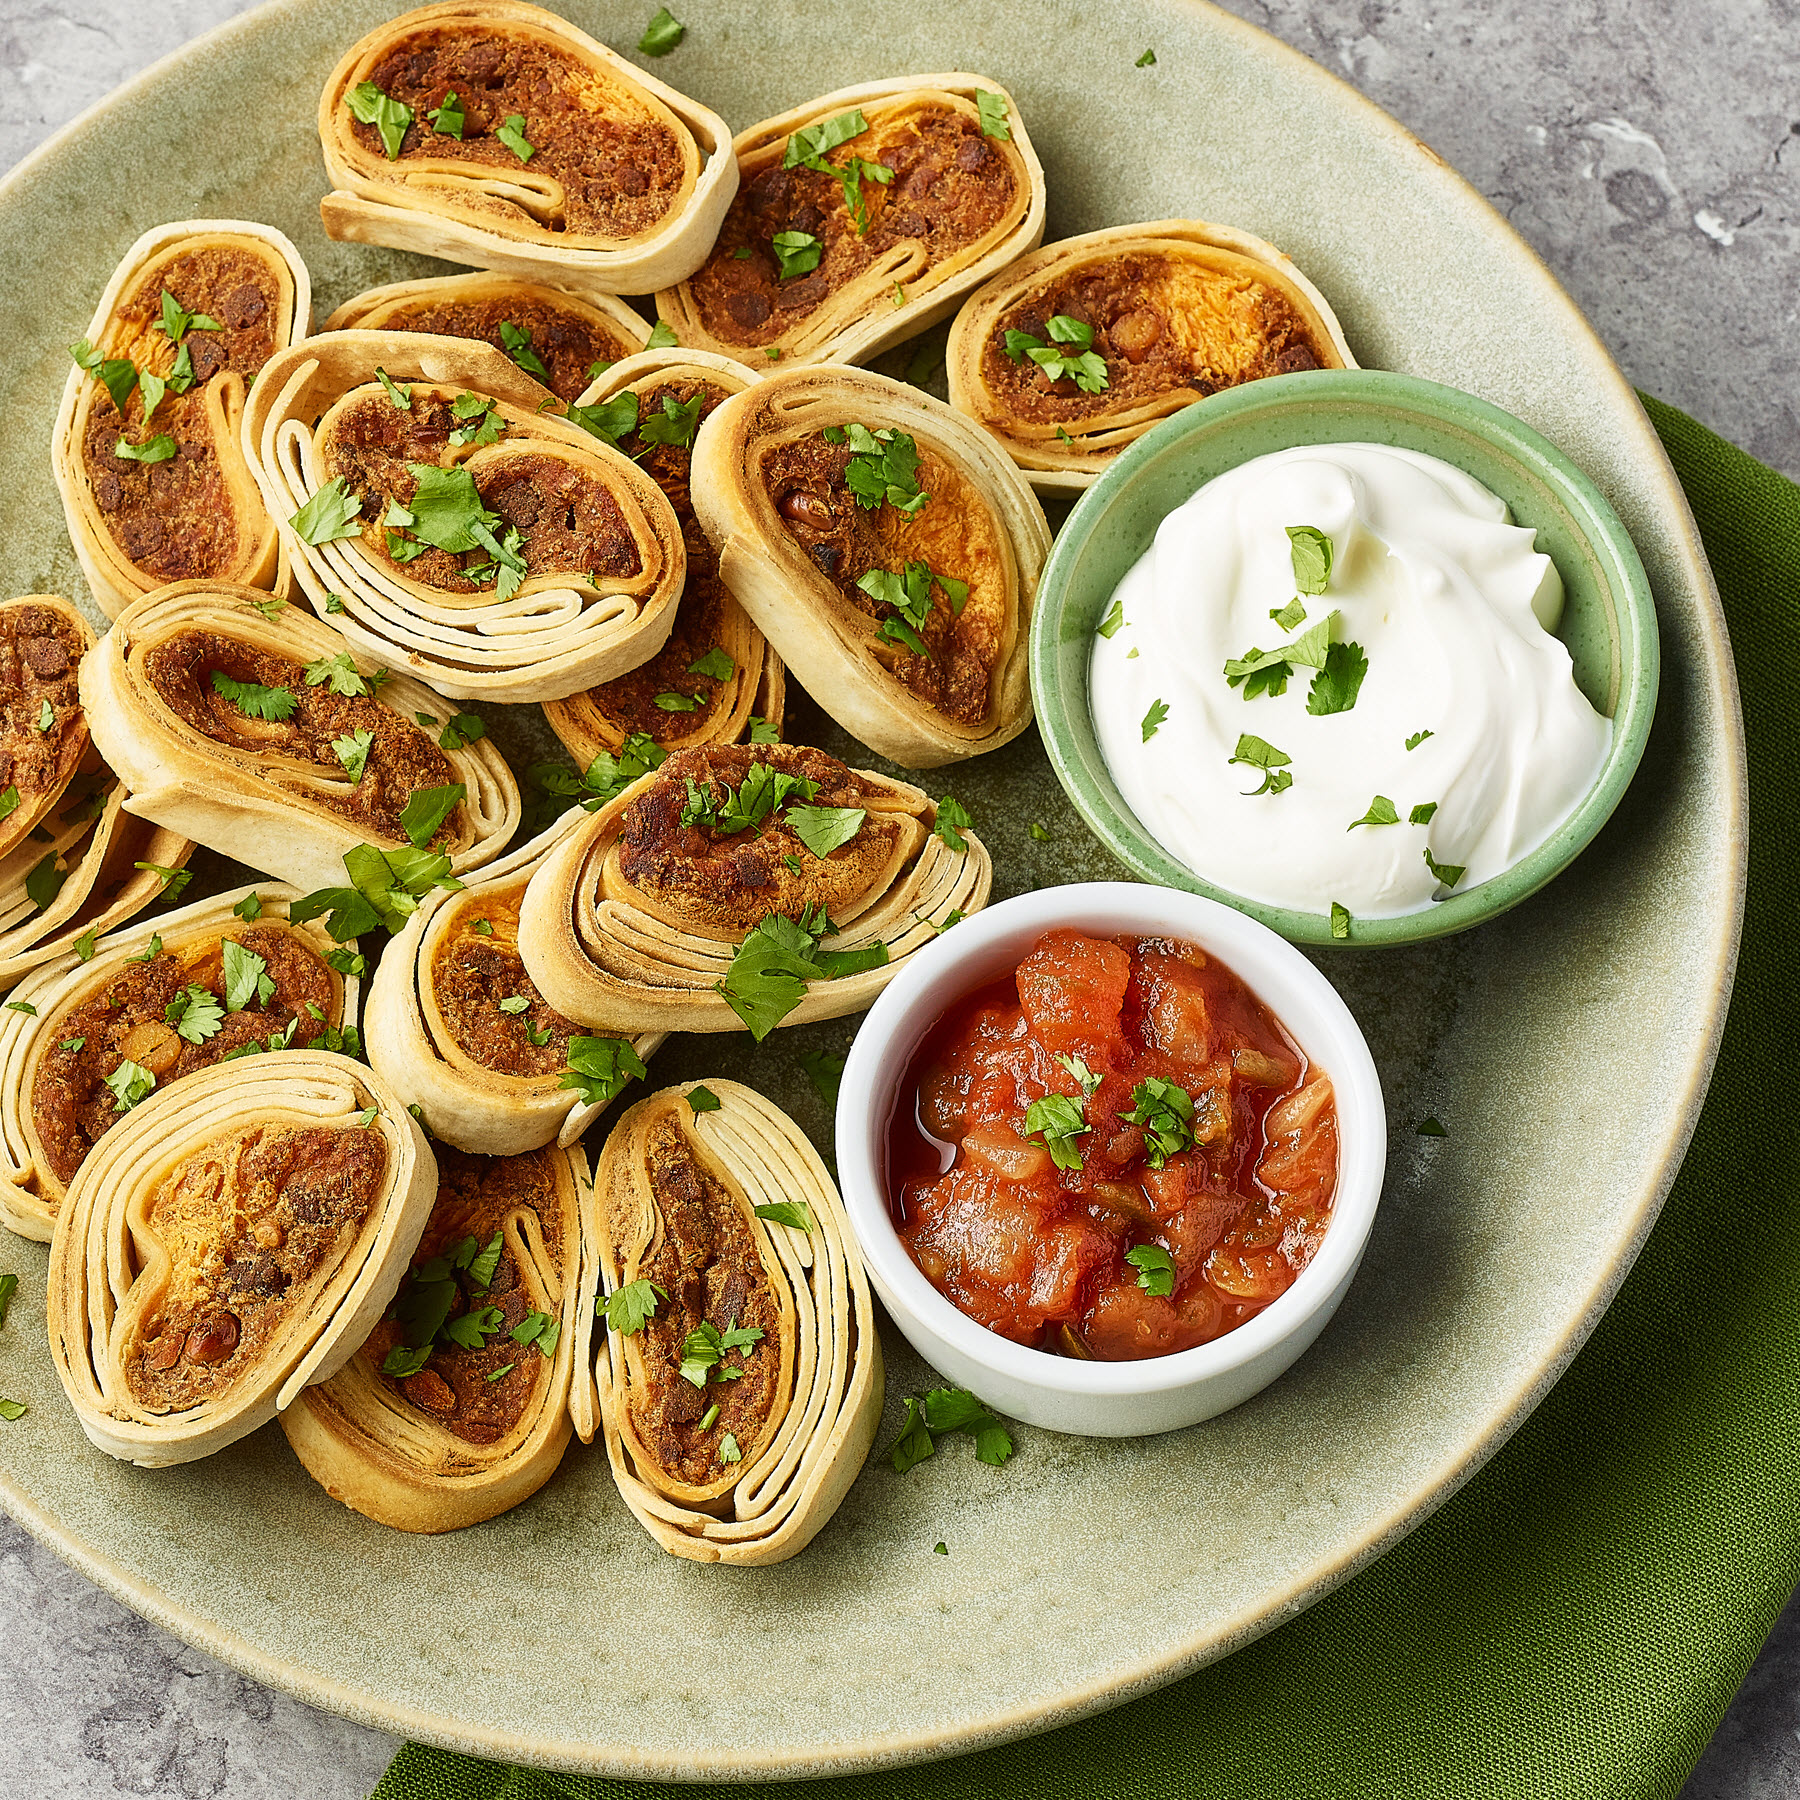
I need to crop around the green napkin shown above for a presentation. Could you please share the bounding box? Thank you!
[372,399,1797,1800]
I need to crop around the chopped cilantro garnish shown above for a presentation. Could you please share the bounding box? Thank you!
[772,230,823,279]
[1410,801,1439,825]
[222,940,276,1013]
[1229,734,1293,795]
[716,910,888,1039]
[496,114,534,162]
[638,5,684,54]
[566,390,639,447]
[687,1085,721,1113]
[1271,596,1307,631]
[646,320,679,349]
[1406,729,1435,751]
[332,730,374,781]
[209,670,294,721]
[375,367,412,410]
[933,794,972,853]
[1287,525,1334,594]
[638,392,704,450]
[304,651,382,698]
[688,646,735,683]
[104,1058,156,1113]
[399,783,464,847]
[135,863,192,900]
[839,423,927,514]
[756,1200,815,1233]
[604,1279,664,1335]
[1136,47,1157,66]
[291,477,363,545]
[115,435,177,464]
[427,91,464,138]
[1001,315,1108,392]
[1418,1116,1448,1137]
[498,320,550,382]
[1423,847,1467,890]
[1141,699,1169,742]
[1123,1078,1196,1168]
[886,1387,1014,1472]
[1306,641,1368,715]
[787,805,865,858]
[1348,795,1400,830]
[1023,1093,1088,1171]
[561,1035,647,1108]
[975,90,1011,139]
[1125,1243,1176,1297]
[796,1046,846,1109]
[1330,902,1352,940]
[1096,599,1125,639]
[346,80,412,159]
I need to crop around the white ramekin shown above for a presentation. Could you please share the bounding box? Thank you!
[835,882,1387,1436]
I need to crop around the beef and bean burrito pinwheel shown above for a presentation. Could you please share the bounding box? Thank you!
[80,581,517,892]
[690,366,1049,767]
[324,271,651,404]
[317,0,737,296]
[244,331,687,703]
[542,349,784,769]
[0,596,192,987]
[282,1141,586,1533]
[656,75,1044,370]
[366,807,663,1157]
[575,1081,882,1564]
[47,1053,435,1467]
[947,219,1355,492]
[0,882,360,1242]
[518,742,988,1038]
[52,220,312,617]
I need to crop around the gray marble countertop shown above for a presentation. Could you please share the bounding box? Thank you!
[1,3,1795,1796]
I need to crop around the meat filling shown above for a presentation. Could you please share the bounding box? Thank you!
[31,924,340,1189]
[621,1118,782,1488]
[0,604,88,850]
[128,1123,387,1412]
[690,104,1019,347]
[139,628,460,846]
[77,244,285,583]
[430,892,580,1078]
[355,27,688,242]
[981,251,1330,430]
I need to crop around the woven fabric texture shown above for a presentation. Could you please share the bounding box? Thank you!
[372,398,1796,1800]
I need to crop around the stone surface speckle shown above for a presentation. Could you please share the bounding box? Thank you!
[0,2,1793,1795]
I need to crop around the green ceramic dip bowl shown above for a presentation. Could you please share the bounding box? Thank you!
[1028,369,1661,945]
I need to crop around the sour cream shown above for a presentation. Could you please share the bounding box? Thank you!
[1090,443,1611,917]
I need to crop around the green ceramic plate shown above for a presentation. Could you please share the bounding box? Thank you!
[0,0,1743,1782]
[1030,370,1662,945]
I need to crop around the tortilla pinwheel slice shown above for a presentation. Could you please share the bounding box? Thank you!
[51,220,312,617]
[656,75,1045,370]
[366,808,663,1156]
[0,597,94,863]
[517,741,988,1038]
[317,0,737,297]
[690,365,1049,768]
[243,330,687,703]
[947,219,1356,493]
[47,1052,435,1468]
[0,881,361,1242]
[575,1080,882,1564]
[542,349,784,768]
[324,271,652,404]
[281,1139,586,1533]
[79,580,518,893]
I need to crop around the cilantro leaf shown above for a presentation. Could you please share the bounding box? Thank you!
[210,670,295,720]
[933,794,972,853]
[71,339,138,414]
[975,90,1011,139]
[1306,640,1368,715]
[304,651,381,697]
[496,114,534,161]
[1271,596,1308,631]
[638,5,685,54]
[756,1200,815,1232]
[1123,1078,1196,1168]
[104,1058,156,1113]
[1002,315,1108,392]
[646,320,679,349]
[1410,801,1439,825]
[1023,1093,1088,1171]
[688,646,735,682]
[1331,901,1352,940]
[1142,700,1169,741]
[222,940,276,1013]
[1229,734,1293,796]
[560,1035,647,1108]
[1096,599,1125,639]
[428,91,464,138]
[1423,847,1467,890]
[1125,1243,1176,1297]
[687,1085,721,1113]
[839,423,928,514]
[498,320,550,383]
[1287,525,1334,594]
[788,804,865,859]
[1418,1116,1448,1138]
[115,435,177,465]
[399,783,464,847]
[1406,729,1435,751]
[885,1396,935,1473]
[796,1047,846,1109]
[1136,47,1157,66]
[772,230,823,279]
[638,392,704,450]
[437,712,485,751]
[1348,795,1400,830]
[346,81,412,159]
[404,463,497,552]
[567,391,640,447]
[332,730,374,782]
[604,1279,664,1334]
[375,367,412,410]
[291,478,363,545]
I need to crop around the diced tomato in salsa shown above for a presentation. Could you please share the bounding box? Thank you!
[888,929,1338,1360]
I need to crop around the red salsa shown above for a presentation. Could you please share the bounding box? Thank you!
[887,929,1338,1360]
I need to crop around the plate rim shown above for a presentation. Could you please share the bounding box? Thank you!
[0,0,1750,1779]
